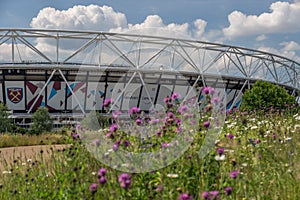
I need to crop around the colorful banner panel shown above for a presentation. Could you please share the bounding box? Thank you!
[66,82,86,112]
[5,81,25,110]
[26,81,46,111]
[47,81,66,111]
[86,82,105,111]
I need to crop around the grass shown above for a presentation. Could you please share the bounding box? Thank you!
[0,130,70,148]
[0,109,299,199]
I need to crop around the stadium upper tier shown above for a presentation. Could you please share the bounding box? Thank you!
[0,28,299,116]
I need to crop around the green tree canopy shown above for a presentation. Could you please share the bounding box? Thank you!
[31,106,53,134]
[0,102,12,132]
[240,80,298,111]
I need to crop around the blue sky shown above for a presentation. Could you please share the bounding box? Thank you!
[1,0,300,62]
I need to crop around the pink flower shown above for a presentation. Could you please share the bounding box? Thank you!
[103,98,113,108]
[171,92,181,100]
[128,106,140,115]
[229,170,240,178]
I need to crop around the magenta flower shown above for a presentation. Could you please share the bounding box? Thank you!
[178,193,193,200]
[227,133,234,139]
[135,118,142,125]
[98,168,107,177]
[229,170,240,178]
[93,139,100,147]
[178,105,189,114]
[128,106,140,115]
[202,191,210,200]
[209,191,219,199]
[109,123,118,132]
[103,98,113,108]
[217,147,224,155]
[98,176,107,185]
[112,110,122,119]
[203,121,210,128]
[202,86,214,95]
[89,183,98,194]
[118,173,131,189]
[163,96,171,104]
[123,140,130,147]
[224,186,232,195]
[171,92,181,100]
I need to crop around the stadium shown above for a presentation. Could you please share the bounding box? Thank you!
[0,28,299,126]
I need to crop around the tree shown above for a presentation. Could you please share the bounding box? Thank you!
[31,106,53,134]
[0,102,12,132]
[240,80,298,111]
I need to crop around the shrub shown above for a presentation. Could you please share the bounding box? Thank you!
[240,80,298,111]
[31,106,53,134]
[0,102,12,133]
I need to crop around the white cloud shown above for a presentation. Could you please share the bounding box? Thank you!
[193,19,207,38]
[280,41,300,51]
[256,35,267,41]
[223,1,300,38]
[30,5,127,31]
[258,45,300,62]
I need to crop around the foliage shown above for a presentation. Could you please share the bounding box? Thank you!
[0,102,12,133]
[240,80,298,111]
[31,106,53,134]
[80,111,112,130]
[0,110,299,199]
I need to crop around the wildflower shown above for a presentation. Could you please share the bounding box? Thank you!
[202,86,214,95]
[98,176,107,185]
[103,98,113,108]
[210,97,219,104]
[203,121,210,128]
[112,110,122,119]
[128,106,140,115]
[227,133,234,139]
[94,139,100,146]
[123,140,130,147]
[178,105,189,114]
[109,123,118,132]
[215,154,226,161]
[135,118,142,125]
[178,193,193,200]
[155,184,164,192]
[98,168,107,177]
[217,147,224,155]
[71,133,81,140]
[229,170,240,178]
[209,191,219,199]
[202,191,210,200]
[149,118,160,125]
[163,96,171,104]
[118,173,131,189]
[167,174,179,178]
[224,186,232,195]
[89,183,98,194]
[171,92,181,100]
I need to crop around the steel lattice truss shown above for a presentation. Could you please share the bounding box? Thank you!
[0,28,299,116]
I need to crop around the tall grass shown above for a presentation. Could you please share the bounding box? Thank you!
[0,109,299,199]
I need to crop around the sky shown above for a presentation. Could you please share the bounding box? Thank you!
[1,0,300,62]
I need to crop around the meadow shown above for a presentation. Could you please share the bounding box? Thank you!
[0,95,299,200]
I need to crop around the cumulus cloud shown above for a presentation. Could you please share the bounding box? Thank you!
[280,41,300,51]
[256,35,267,41]
[258,45,300,63]
[30,5,208,40]
[30,5,127,31]
[223,1,300,38]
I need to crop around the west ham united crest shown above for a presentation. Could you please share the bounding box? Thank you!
[7,88,23,104]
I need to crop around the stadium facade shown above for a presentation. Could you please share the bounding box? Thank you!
[0,29,299,125]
